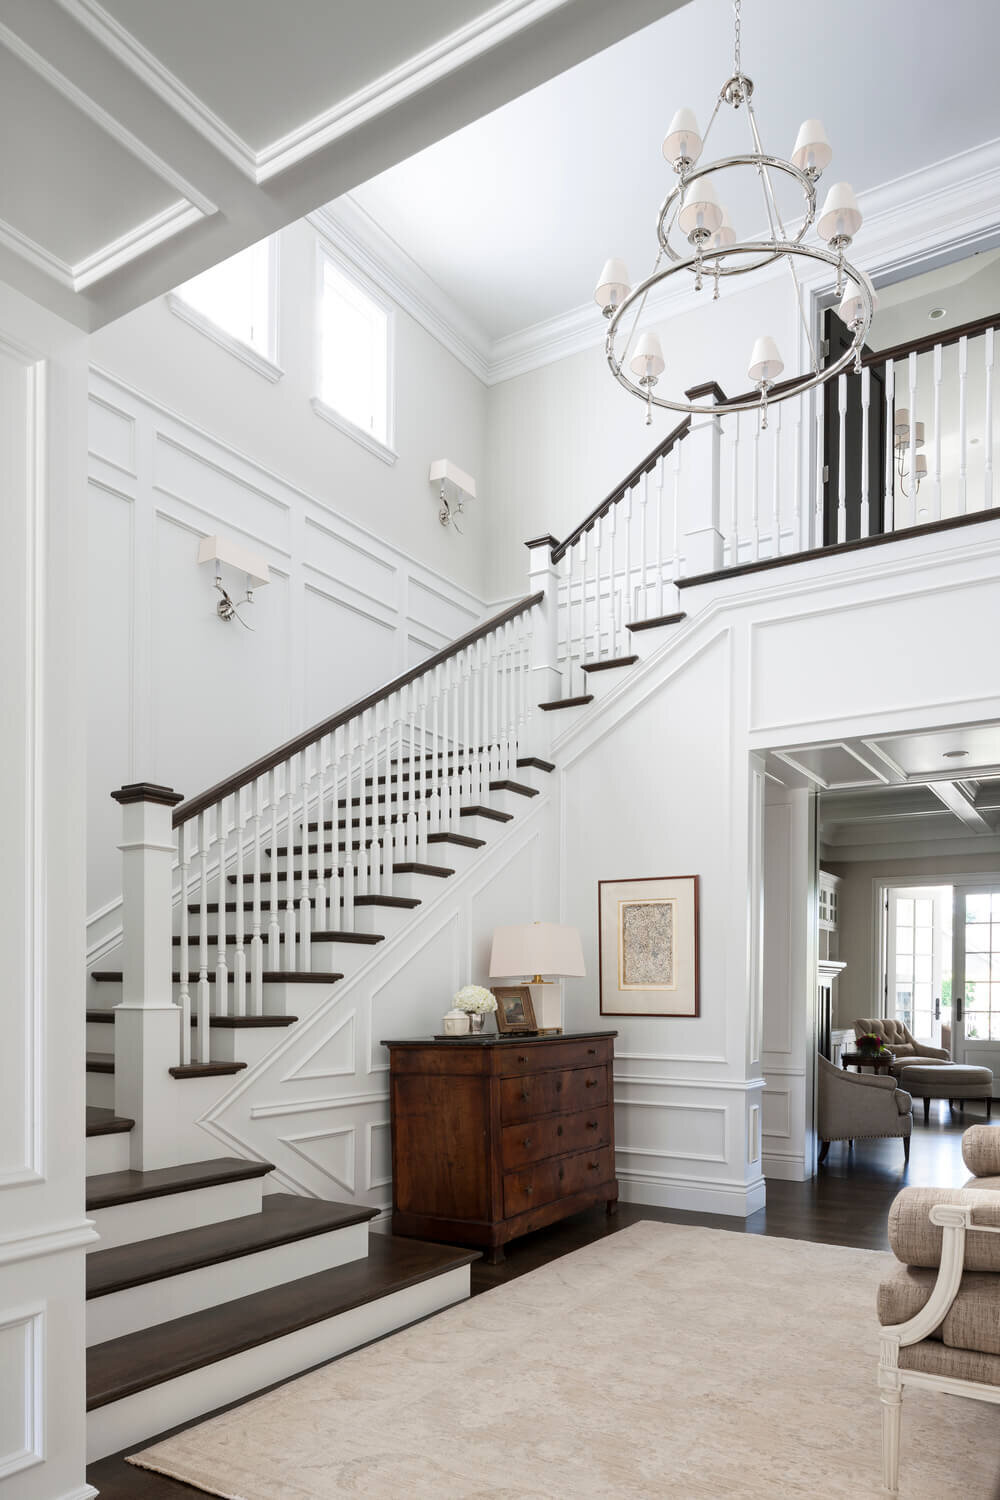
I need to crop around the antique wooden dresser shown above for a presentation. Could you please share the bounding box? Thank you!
[383,1030,618,1262]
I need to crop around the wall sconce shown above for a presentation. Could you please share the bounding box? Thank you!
[429,459,476,532]
[197,535,270,629]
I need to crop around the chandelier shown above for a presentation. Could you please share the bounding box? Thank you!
[595,0,875,428]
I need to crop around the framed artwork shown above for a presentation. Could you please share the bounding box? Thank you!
[598,875,699,1018]
[493,985,537,1034]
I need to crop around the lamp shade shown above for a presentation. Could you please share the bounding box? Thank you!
[747,336,784,385]
[838,272,877,327]
[629,331,665,380]
[709,209,736,251]
[791,119,832,174]
[662,107,703,168]
[913,455,928,478]
[893,407,911,438]
[817,182,862,243]
[594,257,632,312]
[678,178,724,238]
[489,922,586,980]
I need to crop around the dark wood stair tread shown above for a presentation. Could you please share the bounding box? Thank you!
[86,1156,273,1213]
[460,805,513,822]
[86,1193,377,1301]
[88,1008,296,1029]
[539,695,594,710]
[627,610,686,633]
[168,1062,248,1079]
[516,756,555,772]
[581,654,639,673]
[86,1234,478,1410]
[94,971,342,985]
[174,931,377,946]
[86,1051,115,1074]
[427,831,485,848]
[488,779,538,796]
[86,1107,134,1138]
[229,863,453,884]
[354,894,420,908]
[390,862,454,877]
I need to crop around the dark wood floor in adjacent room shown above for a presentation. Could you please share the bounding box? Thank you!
[87,1109,983,1498]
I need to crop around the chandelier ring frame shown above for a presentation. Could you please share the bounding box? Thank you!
[606,238,873,419]
[656,154,817,276]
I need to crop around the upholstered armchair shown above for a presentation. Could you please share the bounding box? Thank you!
[853,1017,951,1078]
[816,1053,912,1163]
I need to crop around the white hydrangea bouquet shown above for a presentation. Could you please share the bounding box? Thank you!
[453,984,497,1033]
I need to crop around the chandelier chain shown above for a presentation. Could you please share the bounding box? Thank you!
[733,0,742,76]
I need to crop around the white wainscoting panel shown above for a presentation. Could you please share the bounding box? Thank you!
[0,1308,43,1481]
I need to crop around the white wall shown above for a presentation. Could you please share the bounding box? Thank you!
[0,282,94,1500]
[485,276,799,597]
[85,217,498,941]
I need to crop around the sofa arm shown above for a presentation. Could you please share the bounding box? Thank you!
[888,1186,1000,1270]
[893,1088,912,1116]
[963,1124,1000,1178]
[914,1042,950,1061]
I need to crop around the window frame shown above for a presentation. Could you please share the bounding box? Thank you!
[167,237,282,383]
[311,240,397,467]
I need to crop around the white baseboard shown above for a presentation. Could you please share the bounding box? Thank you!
[618,1171,765,1219]
[762,1151,810,1182]
[56,1486,99,1500]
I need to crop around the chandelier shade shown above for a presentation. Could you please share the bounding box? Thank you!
[598,0,874,426]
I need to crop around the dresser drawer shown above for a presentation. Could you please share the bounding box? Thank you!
[496,1037,614,1076]
[503,1146,614,1217]
[501,1105,611,1170]
[499,1066,608,1123]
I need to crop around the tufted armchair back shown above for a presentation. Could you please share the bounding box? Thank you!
[855,1017,913,1047]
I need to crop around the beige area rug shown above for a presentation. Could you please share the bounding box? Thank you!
[128,1221,1000,1499]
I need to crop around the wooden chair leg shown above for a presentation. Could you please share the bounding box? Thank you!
[903,1135,910,1164]
[818,1140,831,1164]
[923,1098,930,1125]
[987,1098,993,1122]
[880,1384,902,1494]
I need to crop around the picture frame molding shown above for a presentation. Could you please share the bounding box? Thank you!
[598,874,700,1018]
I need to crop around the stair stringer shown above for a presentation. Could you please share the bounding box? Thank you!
[191,791,558,1213]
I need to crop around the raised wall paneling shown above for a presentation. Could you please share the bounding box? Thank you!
[367,912,462,1074]
[282,1011,357,1085]
[614,1095,728,1165]
[0,1308,43,1480]
[303,585,396,723]
[762,1088,791,1139]
[153,434,291,552]
[303,515,398,607]
[366,1121,392,1194]
[284,1127,356,1197]
[88,395,135,475]
[408,576,479,641]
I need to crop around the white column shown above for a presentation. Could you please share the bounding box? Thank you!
[110,782,184,1171]
[680,391,723,576]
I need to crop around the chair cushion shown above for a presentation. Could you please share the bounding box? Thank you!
[888,1187,1000,1271]
[964,1124,1000,1179]
[899,1340,1000,1385]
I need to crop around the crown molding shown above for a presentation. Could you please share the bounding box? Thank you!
[57,0,576,186]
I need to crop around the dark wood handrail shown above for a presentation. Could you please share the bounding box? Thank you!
[551,416,691,563]
[862,309,999,370]
[173,591,544,827]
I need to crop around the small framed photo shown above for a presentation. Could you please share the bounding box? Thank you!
[493,984,537,1034]
[598,875,700,1018]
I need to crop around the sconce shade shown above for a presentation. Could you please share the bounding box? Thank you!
[489,922,586,979]
[894,411,925,448]
[594,258,632,312]
[747,336,784,385]
[817,182,862,243]
[913,455,928,478]
[791,119,832,174]
[678,178,724,237]
[710,209,737,251]
[838,272,877,327]
[428,458,476,501]
[629,331,665,380]
[662,107,703,167]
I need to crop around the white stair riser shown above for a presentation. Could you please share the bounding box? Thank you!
[86,1131,131,1175]
[86,1220,370,1346]
[87,1020,116,1051]
[86,1264,470,1462]
[89,1176,264,1253]
[208,1027,293,1065]
[582,668,629,702]
[86,1071,115,1110]
[457,812,514,840]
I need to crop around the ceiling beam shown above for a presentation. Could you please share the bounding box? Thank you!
[926,778,994,833]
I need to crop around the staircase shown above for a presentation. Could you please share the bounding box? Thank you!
[83,593,555,1463]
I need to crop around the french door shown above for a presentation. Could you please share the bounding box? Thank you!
[886,887,945,1045]
[953,887,1000,1076]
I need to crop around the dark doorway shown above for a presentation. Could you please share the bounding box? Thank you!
[822,309,887,545]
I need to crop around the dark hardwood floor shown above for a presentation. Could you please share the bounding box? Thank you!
[87,1107,988,1498]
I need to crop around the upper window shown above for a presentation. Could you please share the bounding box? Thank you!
[318,253,391,449]
[172,239,275,364]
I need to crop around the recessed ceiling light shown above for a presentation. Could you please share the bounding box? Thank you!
[942,749,969,759]
[929,307,947,320]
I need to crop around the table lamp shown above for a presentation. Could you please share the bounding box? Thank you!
[489,922,586,1034]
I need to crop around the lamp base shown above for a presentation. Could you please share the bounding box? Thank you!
[529,983,563,1035]
[536,1026,563,1036]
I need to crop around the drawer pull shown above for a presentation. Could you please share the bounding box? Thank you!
[588,1161,600,1171]
[517,1055,528,1063]
[588,1047,597,1055]
[556,1125,564,1137]
[587,1120,599,1130]
[555,1081,563,1093]
[559,1166,565,1181]
[523,1184,533,1195]
[522,1138,532,1148]
[585,1078,598,1088]
[520,1089,529,1101]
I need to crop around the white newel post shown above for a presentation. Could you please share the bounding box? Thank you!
[111,782,184,1170]
[680,384,724,578]
[524,535,562,753]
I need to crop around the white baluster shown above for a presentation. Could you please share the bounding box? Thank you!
[177,822,191,1065]
[771,401,782,557]
[813,386,825,547]
[314,741,328,933]
[837,372,847,544]
[283,759,297,966]
[751,413,761,560]
[233,788,246,1014]
[430,668,441,835]
[215,799,228,1014]
[958,334,969,514]
[932,342,943,520]
[268,769,281,960]
[327,727,342,929]
[623,487,634,627]
[671,438,682,581]
[883,361,895,533]
[730,412,741,565]
[986,327,995,510]
[638,479,648,622]
[591,515,602,662]
[197,812,210,1064]
[655,457,666,614]
[577,532,588,693]
[793,399,804,553]
[298,748,311,972]
[250,778,263,1014]
[907,350,918,525]
[859,367,870,539]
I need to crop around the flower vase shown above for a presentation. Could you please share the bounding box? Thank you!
[467,1012,485,1034]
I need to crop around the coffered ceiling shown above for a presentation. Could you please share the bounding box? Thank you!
[0,0,679,328]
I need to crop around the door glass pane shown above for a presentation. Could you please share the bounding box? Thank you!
[967,895,992,923]
[915,899,933,925]
[967,924,991,953]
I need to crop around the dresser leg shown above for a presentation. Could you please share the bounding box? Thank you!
[485,1245,506,1265]
[606,1197,619,1217]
